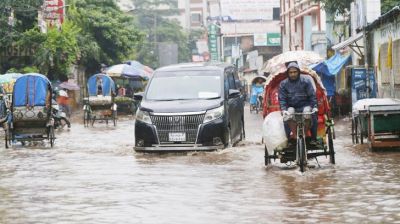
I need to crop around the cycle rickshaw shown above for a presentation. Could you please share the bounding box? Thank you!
[4,73,55,148]
[83,73,117,127]
[249,76,266,113]
[262,67,335,172]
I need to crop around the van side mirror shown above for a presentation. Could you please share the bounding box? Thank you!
[228,89,240,98]
[134,92,144,101]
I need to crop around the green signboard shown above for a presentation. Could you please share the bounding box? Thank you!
[208,24,220,61]
[267,33,281,46]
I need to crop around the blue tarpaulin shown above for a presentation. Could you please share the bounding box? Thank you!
[250,85,264,105]
[13,73,51,107]
[311,53,351,96]
[87,74,115,96]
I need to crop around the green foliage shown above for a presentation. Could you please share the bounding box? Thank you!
[0,0,44,45]
[21,66,39,73]
[382,0,400,14]
[314,0,351,15]
[68,0,143,74]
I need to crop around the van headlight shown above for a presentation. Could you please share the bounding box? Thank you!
[136,109,152,124]
[203,105,224,123]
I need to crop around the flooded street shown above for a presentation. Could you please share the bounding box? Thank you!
[1,107,400,223]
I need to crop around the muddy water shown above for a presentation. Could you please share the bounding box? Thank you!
[1,113,400,223]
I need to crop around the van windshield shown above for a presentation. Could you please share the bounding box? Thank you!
[146,71,222,101]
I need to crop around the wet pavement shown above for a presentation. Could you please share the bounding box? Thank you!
[1,106,400,223]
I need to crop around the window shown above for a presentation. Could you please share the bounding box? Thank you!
[273,7,280,21]
[228,73,236,89]
[191,13,202,24]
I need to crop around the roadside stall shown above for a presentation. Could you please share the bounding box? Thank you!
[106,63,148,114]
[352,98,400,150]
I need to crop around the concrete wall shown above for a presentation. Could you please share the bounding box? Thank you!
[370,18,400,98]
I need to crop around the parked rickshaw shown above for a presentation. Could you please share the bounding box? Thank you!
[352,98,400,150]
[3,73,55,148]
[262,67,335,172]
[83,73,117,127]
[249,76,266,113]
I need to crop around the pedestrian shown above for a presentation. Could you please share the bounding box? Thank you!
[57,88,71,117]
[117,84,126,96]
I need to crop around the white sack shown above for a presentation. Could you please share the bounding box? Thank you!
[262,111,288,155]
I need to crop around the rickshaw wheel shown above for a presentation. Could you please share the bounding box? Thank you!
[113,111,117,127]
[49,126,55,148]
[351,118,356,144]
[264,145,271,166]
[4,127,10,149]
[297,137,306,172]
[357,118,364,144]
[83,110,89,127]
[327,126,335,164]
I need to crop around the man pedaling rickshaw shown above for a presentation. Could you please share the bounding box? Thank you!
[278,62,318,146]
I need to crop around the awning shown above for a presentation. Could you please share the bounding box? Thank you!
[332,32,364,51]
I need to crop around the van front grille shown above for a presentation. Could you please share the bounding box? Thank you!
[150,114,205,143]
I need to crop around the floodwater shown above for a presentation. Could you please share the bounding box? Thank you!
[1,110,400,223]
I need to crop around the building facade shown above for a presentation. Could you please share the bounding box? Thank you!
[280,0,326,57]
[367,7,400,99]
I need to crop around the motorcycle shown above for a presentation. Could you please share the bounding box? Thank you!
[52,100,71,130]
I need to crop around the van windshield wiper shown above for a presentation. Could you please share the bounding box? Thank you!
[155,98,192,101]
[204,96,221,100]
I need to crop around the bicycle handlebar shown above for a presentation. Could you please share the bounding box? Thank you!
[291,111,316,115]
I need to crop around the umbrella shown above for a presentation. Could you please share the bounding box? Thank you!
[59,81,80,90]
[125,60,144,70]
[0,73,23,84]
[0,73,23,93]
[261,51,324,76]
[106,64,144,79]
[125,60,154,78]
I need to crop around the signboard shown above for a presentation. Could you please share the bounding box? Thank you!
[220,0,279,21]
[192,55,204,62]
[44,0,65,26]
[254,33,268,46]
[267,33,281,46]
[208,24,220,61]
[253,33,281,46]
[38,0,65,32]
[351,68,377,104]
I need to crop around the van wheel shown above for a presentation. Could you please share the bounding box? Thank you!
[239,119,245,141]
[224,127,233,148]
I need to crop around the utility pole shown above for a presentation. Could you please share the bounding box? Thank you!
[363,0,370,98]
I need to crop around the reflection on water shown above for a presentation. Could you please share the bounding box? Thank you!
[0,118,400,223]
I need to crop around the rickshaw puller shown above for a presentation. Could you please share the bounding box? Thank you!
[278,62,318,145]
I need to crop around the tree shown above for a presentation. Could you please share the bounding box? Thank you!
[0,0,44,46]
[68,0,143,74]
[132,0,191,67]
[16,21,80,80]
[382,0,400,14]
[314,0,351,15]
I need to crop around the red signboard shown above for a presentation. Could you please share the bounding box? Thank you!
[43,0,64,27]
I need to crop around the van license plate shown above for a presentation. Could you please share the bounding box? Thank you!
[169,132,186,142]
